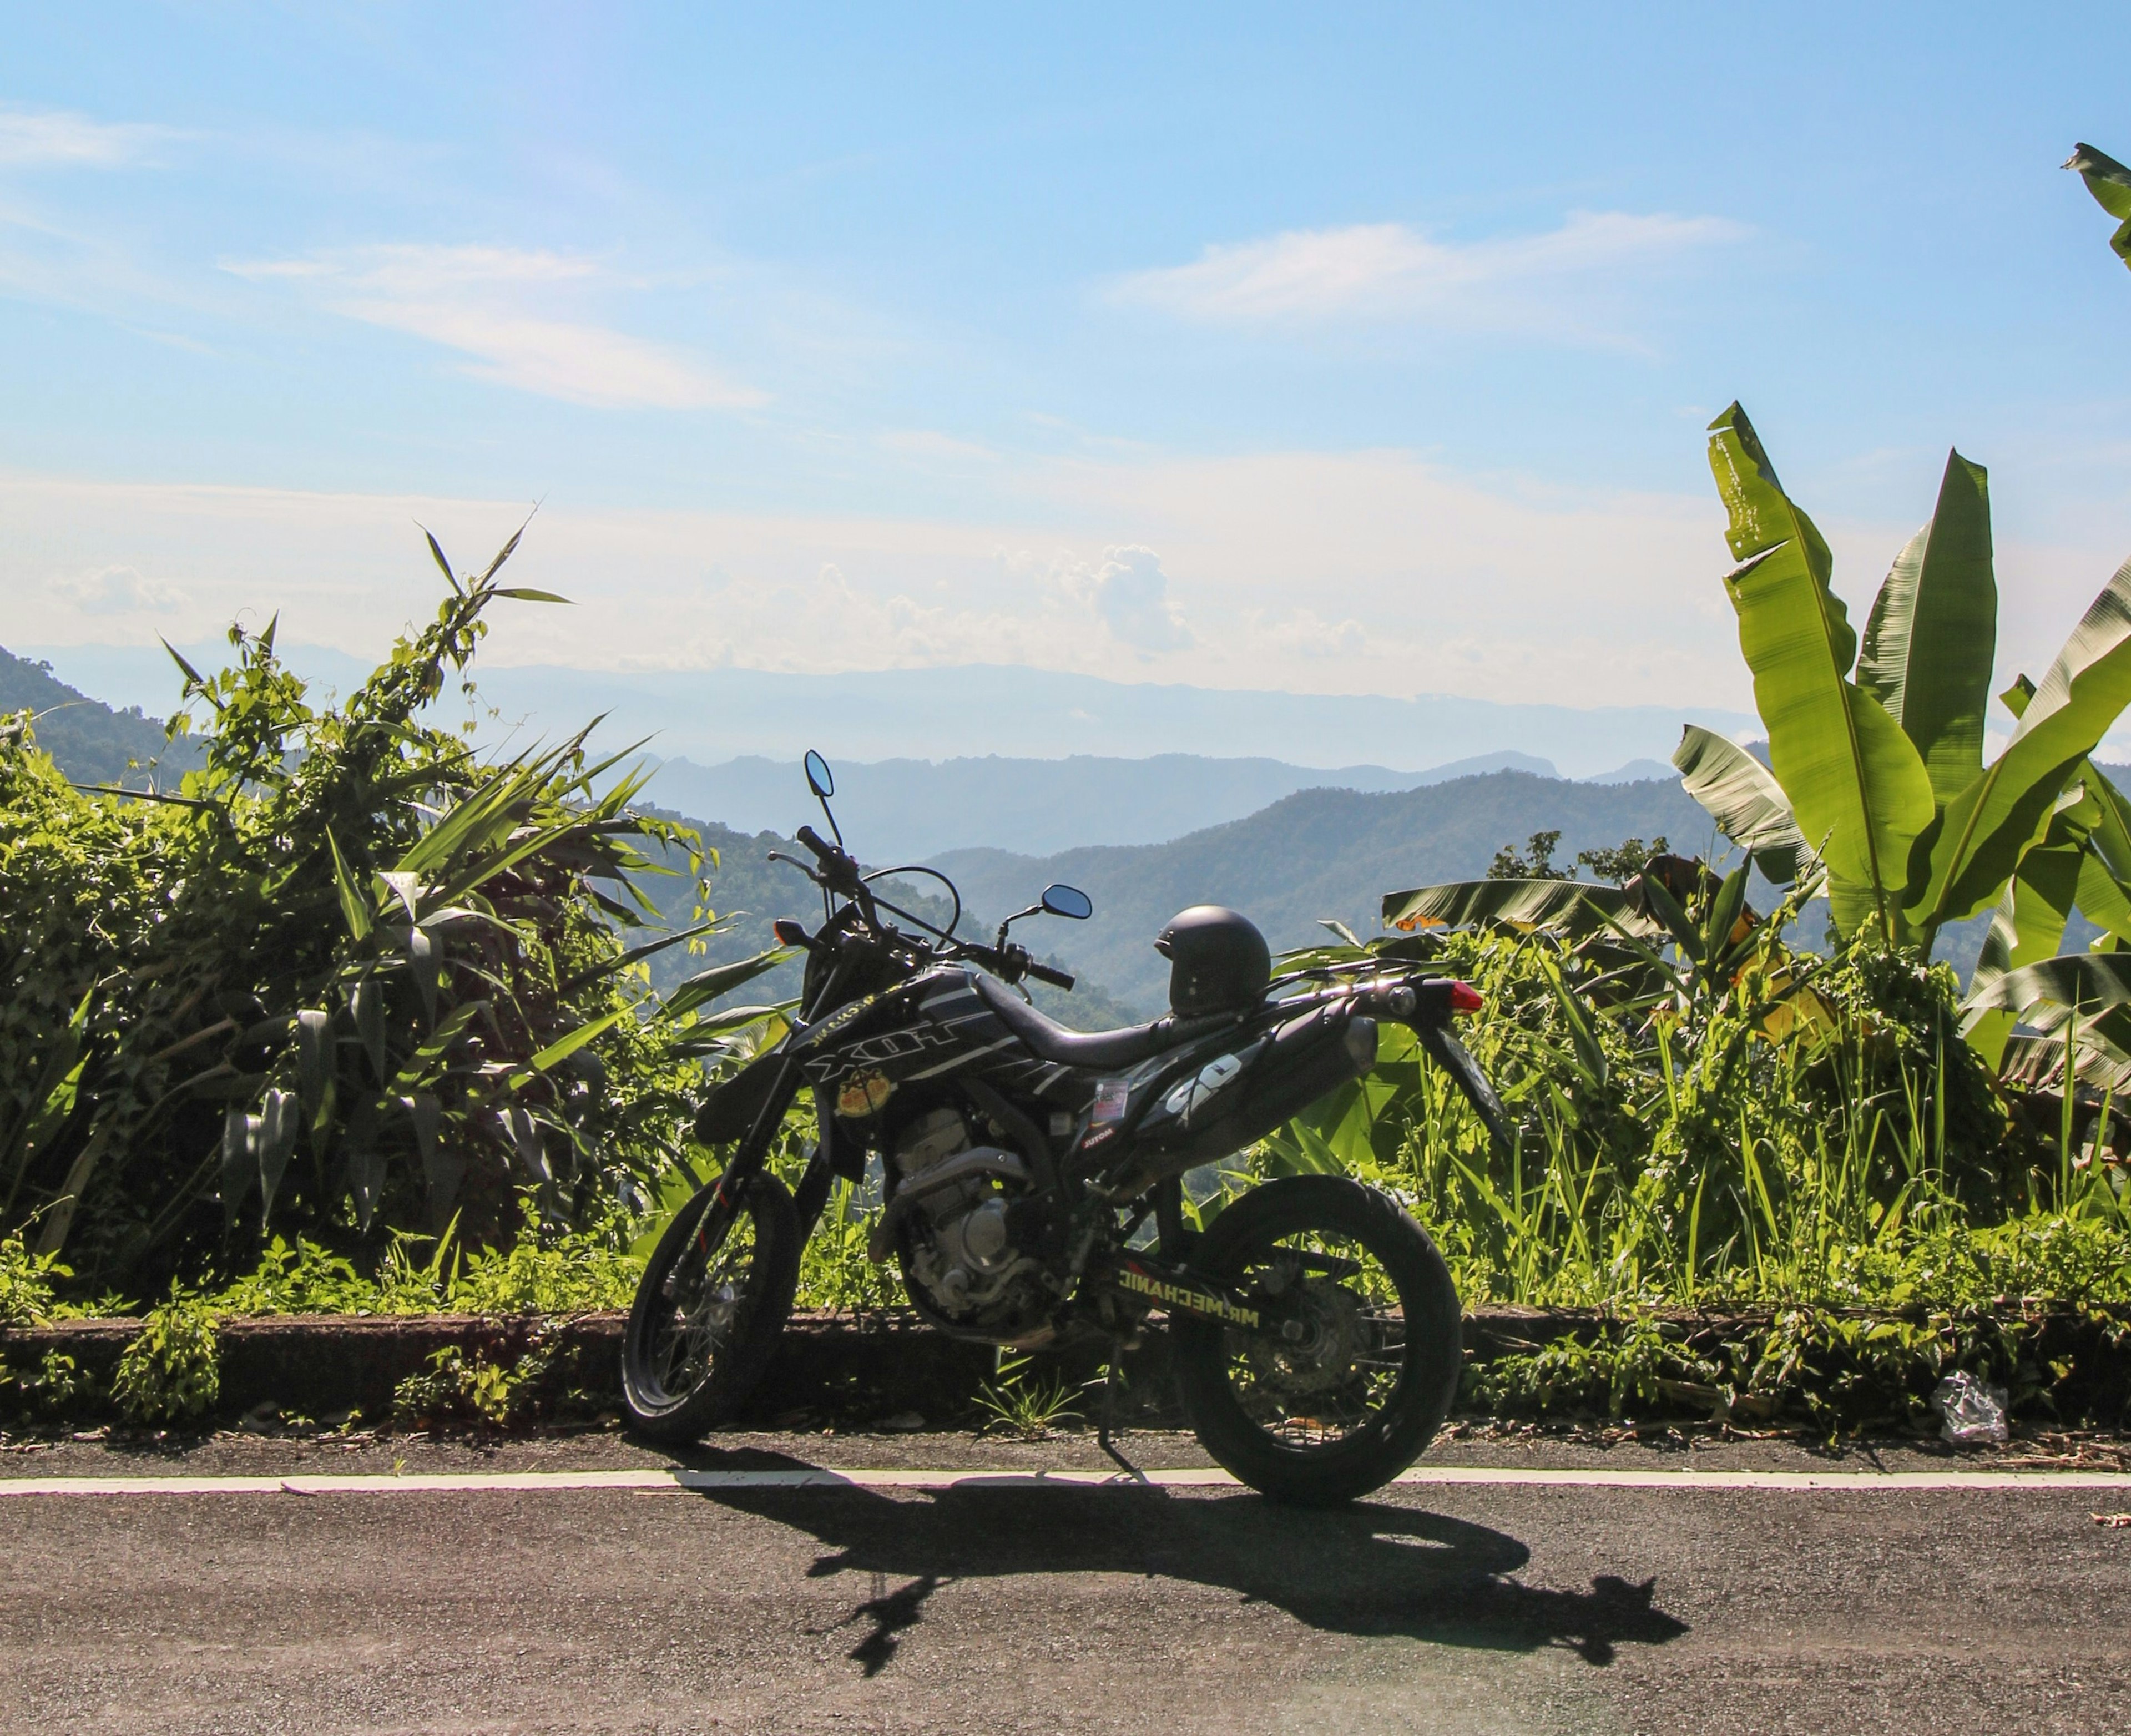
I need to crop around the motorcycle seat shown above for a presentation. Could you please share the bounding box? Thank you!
[972,972,1178,1069]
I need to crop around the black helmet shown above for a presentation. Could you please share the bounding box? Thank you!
[1154,905,1271,1018]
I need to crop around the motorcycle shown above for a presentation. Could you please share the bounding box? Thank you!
[622,751,1514,1504]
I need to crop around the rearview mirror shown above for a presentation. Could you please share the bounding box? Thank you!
[803,749,835,799]
[1041,884,1093,921]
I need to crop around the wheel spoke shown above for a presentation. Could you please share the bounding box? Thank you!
[1217,1227,1413,1452]
[638,1201,761,1408]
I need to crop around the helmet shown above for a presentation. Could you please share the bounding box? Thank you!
[1154,905,1271,1018]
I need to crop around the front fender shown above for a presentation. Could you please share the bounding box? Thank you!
[693,1049,791,1146]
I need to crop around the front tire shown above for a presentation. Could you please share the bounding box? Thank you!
[622,1170,800,1442]
[1171,1175,1461,1506]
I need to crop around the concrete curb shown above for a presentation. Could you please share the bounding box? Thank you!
[0,1305,1594,1427]
[6,1303,2127,1431]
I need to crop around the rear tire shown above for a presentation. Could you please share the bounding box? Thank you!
[622,1170,800,1443]
[1171,1174,1460,1506]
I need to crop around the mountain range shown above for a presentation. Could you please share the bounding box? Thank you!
[646,749,1571,860]
[20,640,1755,783]
[2,641,2038,1023]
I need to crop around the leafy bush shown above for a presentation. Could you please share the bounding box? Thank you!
[0,532,746,1295]
[1266,865,2106,1315]
[110,1289,221,1424]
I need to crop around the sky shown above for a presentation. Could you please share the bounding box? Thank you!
[6,3,2131,748]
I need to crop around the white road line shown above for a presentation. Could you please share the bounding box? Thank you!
[1,1464,2128,1497]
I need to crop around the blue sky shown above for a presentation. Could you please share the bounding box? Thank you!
[7,3,2131,737]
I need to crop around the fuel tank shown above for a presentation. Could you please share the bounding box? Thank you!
[792,967,1058,1133]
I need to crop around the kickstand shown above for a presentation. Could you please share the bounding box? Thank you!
[1098,1342,1143,1480]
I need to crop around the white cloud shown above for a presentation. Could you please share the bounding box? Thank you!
[224,244,764,411]
[1112,212,1746,335]
[49,564,188,614]
[1054,544,1193,653]
[27,449,2118,726]
[0,107,173,170]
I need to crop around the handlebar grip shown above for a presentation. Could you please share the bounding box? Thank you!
[795,825,834,860]
[1027,961,1075,990]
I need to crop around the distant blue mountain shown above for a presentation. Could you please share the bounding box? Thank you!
[647,749,1558,859]
[22,644,1756,783]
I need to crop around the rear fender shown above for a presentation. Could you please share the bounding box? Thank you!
[1418,1026,1515,1154]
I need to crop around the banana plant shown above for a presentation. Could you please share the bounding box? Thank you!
[1680,405,2131,960]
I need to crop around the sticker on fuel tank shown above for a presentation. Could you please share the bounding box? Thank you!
[1164,1052,1244,1122]
[834,1069,895,1118]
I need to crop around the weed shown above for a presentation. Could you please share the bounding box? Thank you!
[391,1340,554,1431]
[110,1288,220,1425]
[0,1230,67,1326]
[973,1350,1084,1439]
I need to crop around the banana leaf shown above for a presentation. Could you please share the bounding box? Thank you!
[1960,793,2090,1067]
[1906,553,2131,938]
[2066,142,2131,269]
[1856,450,1996,806]
[1706,405,1934,940]
[1672,725,1811,883]
[1967,950,2131,1016]
[1382,876,1645,937]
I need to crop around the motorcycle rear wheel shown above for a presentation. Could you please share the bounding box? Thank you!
[1171,1174,1461,1506]
[622,1170,800,1442]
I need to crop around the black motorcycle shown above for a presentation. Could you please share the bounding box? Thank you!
[622,751,1512,1503]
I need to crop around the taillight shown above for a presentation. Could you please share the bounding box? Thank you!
[1448,980,1484,1014]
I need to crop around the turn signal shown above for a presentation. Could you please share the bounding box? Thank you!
[1448,980,1484,1014]
[773,919,812,947]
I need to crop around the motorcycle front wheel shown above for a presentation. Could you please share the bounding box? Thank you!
[1171,1174,1461,1506]
[622,1170,800,1442]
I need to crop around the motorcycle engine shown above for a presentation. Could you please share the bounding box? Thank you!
[890,1106,1055,1340]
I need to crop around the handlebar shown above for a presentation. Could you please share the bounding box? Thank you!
[778,827,1073,993]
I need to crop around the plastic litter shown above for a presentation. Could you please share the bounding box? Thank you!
[1931,1370,2009,1445]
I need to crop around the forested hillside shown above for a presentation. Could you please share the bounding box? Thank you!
[929,770,1709,1013]
[632,810,1145,1031]
[0,645,199,785]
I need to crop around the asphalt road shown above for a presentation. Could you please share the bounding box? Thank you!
[5,1433,2129,1734]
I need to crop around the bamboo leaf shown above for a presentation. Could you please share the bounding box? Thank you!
[420,525,465,597]
[1673,725,1811,882]
[489,587,573,604]
[662,947,794,1020]
[377,871,422,923]
[326,828,373,943]
[257,1089,296,1219]
[351,976,386,1084]
[1856,450,1997,805]
[160,637,205,690]
[221,1109,258,1226]
[1706,404,1934,938]
[506,1104,552,1186]
[518,1003,637,1082]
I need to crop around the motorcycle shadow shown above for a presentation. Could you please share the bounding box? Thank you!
[684,1461,1689,1676]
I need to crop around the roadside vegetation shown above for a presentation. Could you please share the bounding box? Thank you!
[7,143,2131,1439]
